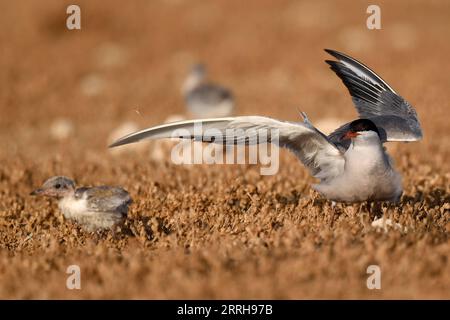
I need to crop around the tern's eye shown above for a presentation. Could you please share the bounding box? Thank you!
[55,184,61,189]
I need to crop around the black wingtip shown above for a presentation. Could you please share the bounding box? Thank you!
[324,48,348,61]
[324,60,343,74]
[324,59,338,66]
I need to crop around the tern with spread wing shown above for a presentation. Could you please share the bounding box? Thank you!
[110,49,422,203]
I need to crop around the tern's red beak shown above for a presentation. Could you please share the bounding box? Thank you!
[342,131,360,140]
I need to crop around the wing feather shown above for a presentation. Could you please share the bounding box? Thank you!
[325,49,423,143]
[110,116,344,181]
[75,187,132,214]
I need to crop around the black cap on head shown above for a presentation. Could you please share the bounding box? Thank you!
[349,119,380,137]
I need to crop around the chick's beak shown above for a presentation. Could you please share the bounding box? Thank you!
[30,188,43,196]
[342,131,360,140]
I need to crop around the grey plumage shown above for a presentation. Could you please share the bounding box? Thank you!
[74,186,132,214]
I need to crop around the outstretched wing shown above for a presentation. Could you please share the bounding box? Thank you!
[325,49,423,143]
[109,116,345,181]
[75,186,132,214]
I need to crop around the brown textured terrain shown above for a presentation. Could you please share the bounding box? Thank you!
[0,0,449,299]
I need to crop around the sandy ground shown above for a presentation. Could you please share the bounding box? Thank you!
[0,0,449,299]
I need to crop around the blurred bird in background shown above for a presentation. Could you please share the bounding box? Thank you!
[181,64,235,118]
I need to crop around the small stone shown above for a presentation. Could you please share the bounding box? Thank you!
[371,218,406,233]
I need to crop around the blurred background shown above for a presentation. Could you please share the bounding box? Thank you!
[1,0,449,163]
[0,0,449,299]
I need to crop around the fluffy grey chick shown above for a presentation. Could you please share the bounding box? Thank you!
[31,176,132,232]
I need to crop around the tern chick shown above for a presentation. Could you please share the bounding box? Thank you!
[31,176,132,231]
[182,64,235,118]
[111,49,423,204]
